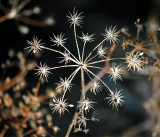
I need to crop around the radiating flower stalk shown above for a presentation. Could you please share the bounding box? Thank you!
[0,0,54,34]
[24,8,150,136]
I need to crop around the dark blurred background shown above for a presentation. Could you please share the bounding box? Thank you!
[0,0,159,137]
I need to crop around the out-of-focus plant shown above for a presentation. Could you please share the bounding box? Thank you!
[0,0,54,34]
[122,18,160,137]
[0,49,61,137]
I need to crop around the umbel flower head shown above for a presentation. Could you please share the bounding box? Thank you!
[109,64,123,84]
[25,36,44,54]
[105,89,124,110]
[66,7,84,27]
[97,45,108,59]
[79,32,95,42]
[57,77,73,91]
[51,33,67,47]
[78,98,96,112]
[50,97,74,116]
[58,50,71,65]
[103,26,120,43]
[90,81,103,95]
[126,52,144,71]
[35,62,51,81]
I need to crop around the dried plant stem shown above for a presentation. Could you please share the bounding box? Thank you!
[82,41,87,62]
[152,33,160,53]
[85,54,98,63]
[50,65,78,70]
[59,44,79,63]
[23,127,38,136]
[87,57,125,65]
[34,80,41,96]
[22,101,33,117]
[0,14,8,23]
[0,66,27,92]
[0,125,9,137]
[86,68,112,93]
[65,112,79,137]
[84,38,107,62]
[39,95,50,102]
[128,43,160,54]
[17,16,46,26]
[74,24,81,62]
[80,68,85,100]
[42,46,78,64]
[22,81,41,117]
[65,67,86,137]
[62,67,80,100]
[65,44,116,137]
[45,131,54,137]
[84,44,116,93]
[0,4,9,13]
[17,0,31,11]
[136,29,140,43]
[152,111,160,137]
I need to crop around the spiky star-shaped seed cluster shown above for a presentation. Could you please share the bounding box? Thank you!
[50,97,74,116]
[126,52,144,71]
[105,89,124,110]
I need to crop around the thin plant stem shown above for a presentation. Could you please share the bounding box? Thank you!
[65,44,116,137]
[17,0,31,11]
[0,14,9,23]
[62,67,80,100]
[34,80,41,97]
[41,46,78,64]
[84,38,107,62]
[80,67,85,100]
[84,44,116,93]
[60,43,79,63]
[0,125,9,137]
[39,95,50,102]
[74,24,81,62]
[84,69,93,81]
[68,67,80,80]
[136,29,140,43]
[87,65,109,71]
[50,65,79,70]
[82,40,86,62]
[22,101,33,117]
[86,68,112,93]
[1,66,27,92]
[85,54,98,63]
[65,112,79,137]
[88,58,125,65]
[128,43,160,54]
[23,127,38,136]
[17,15,46,26]
[0,4,9,13]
